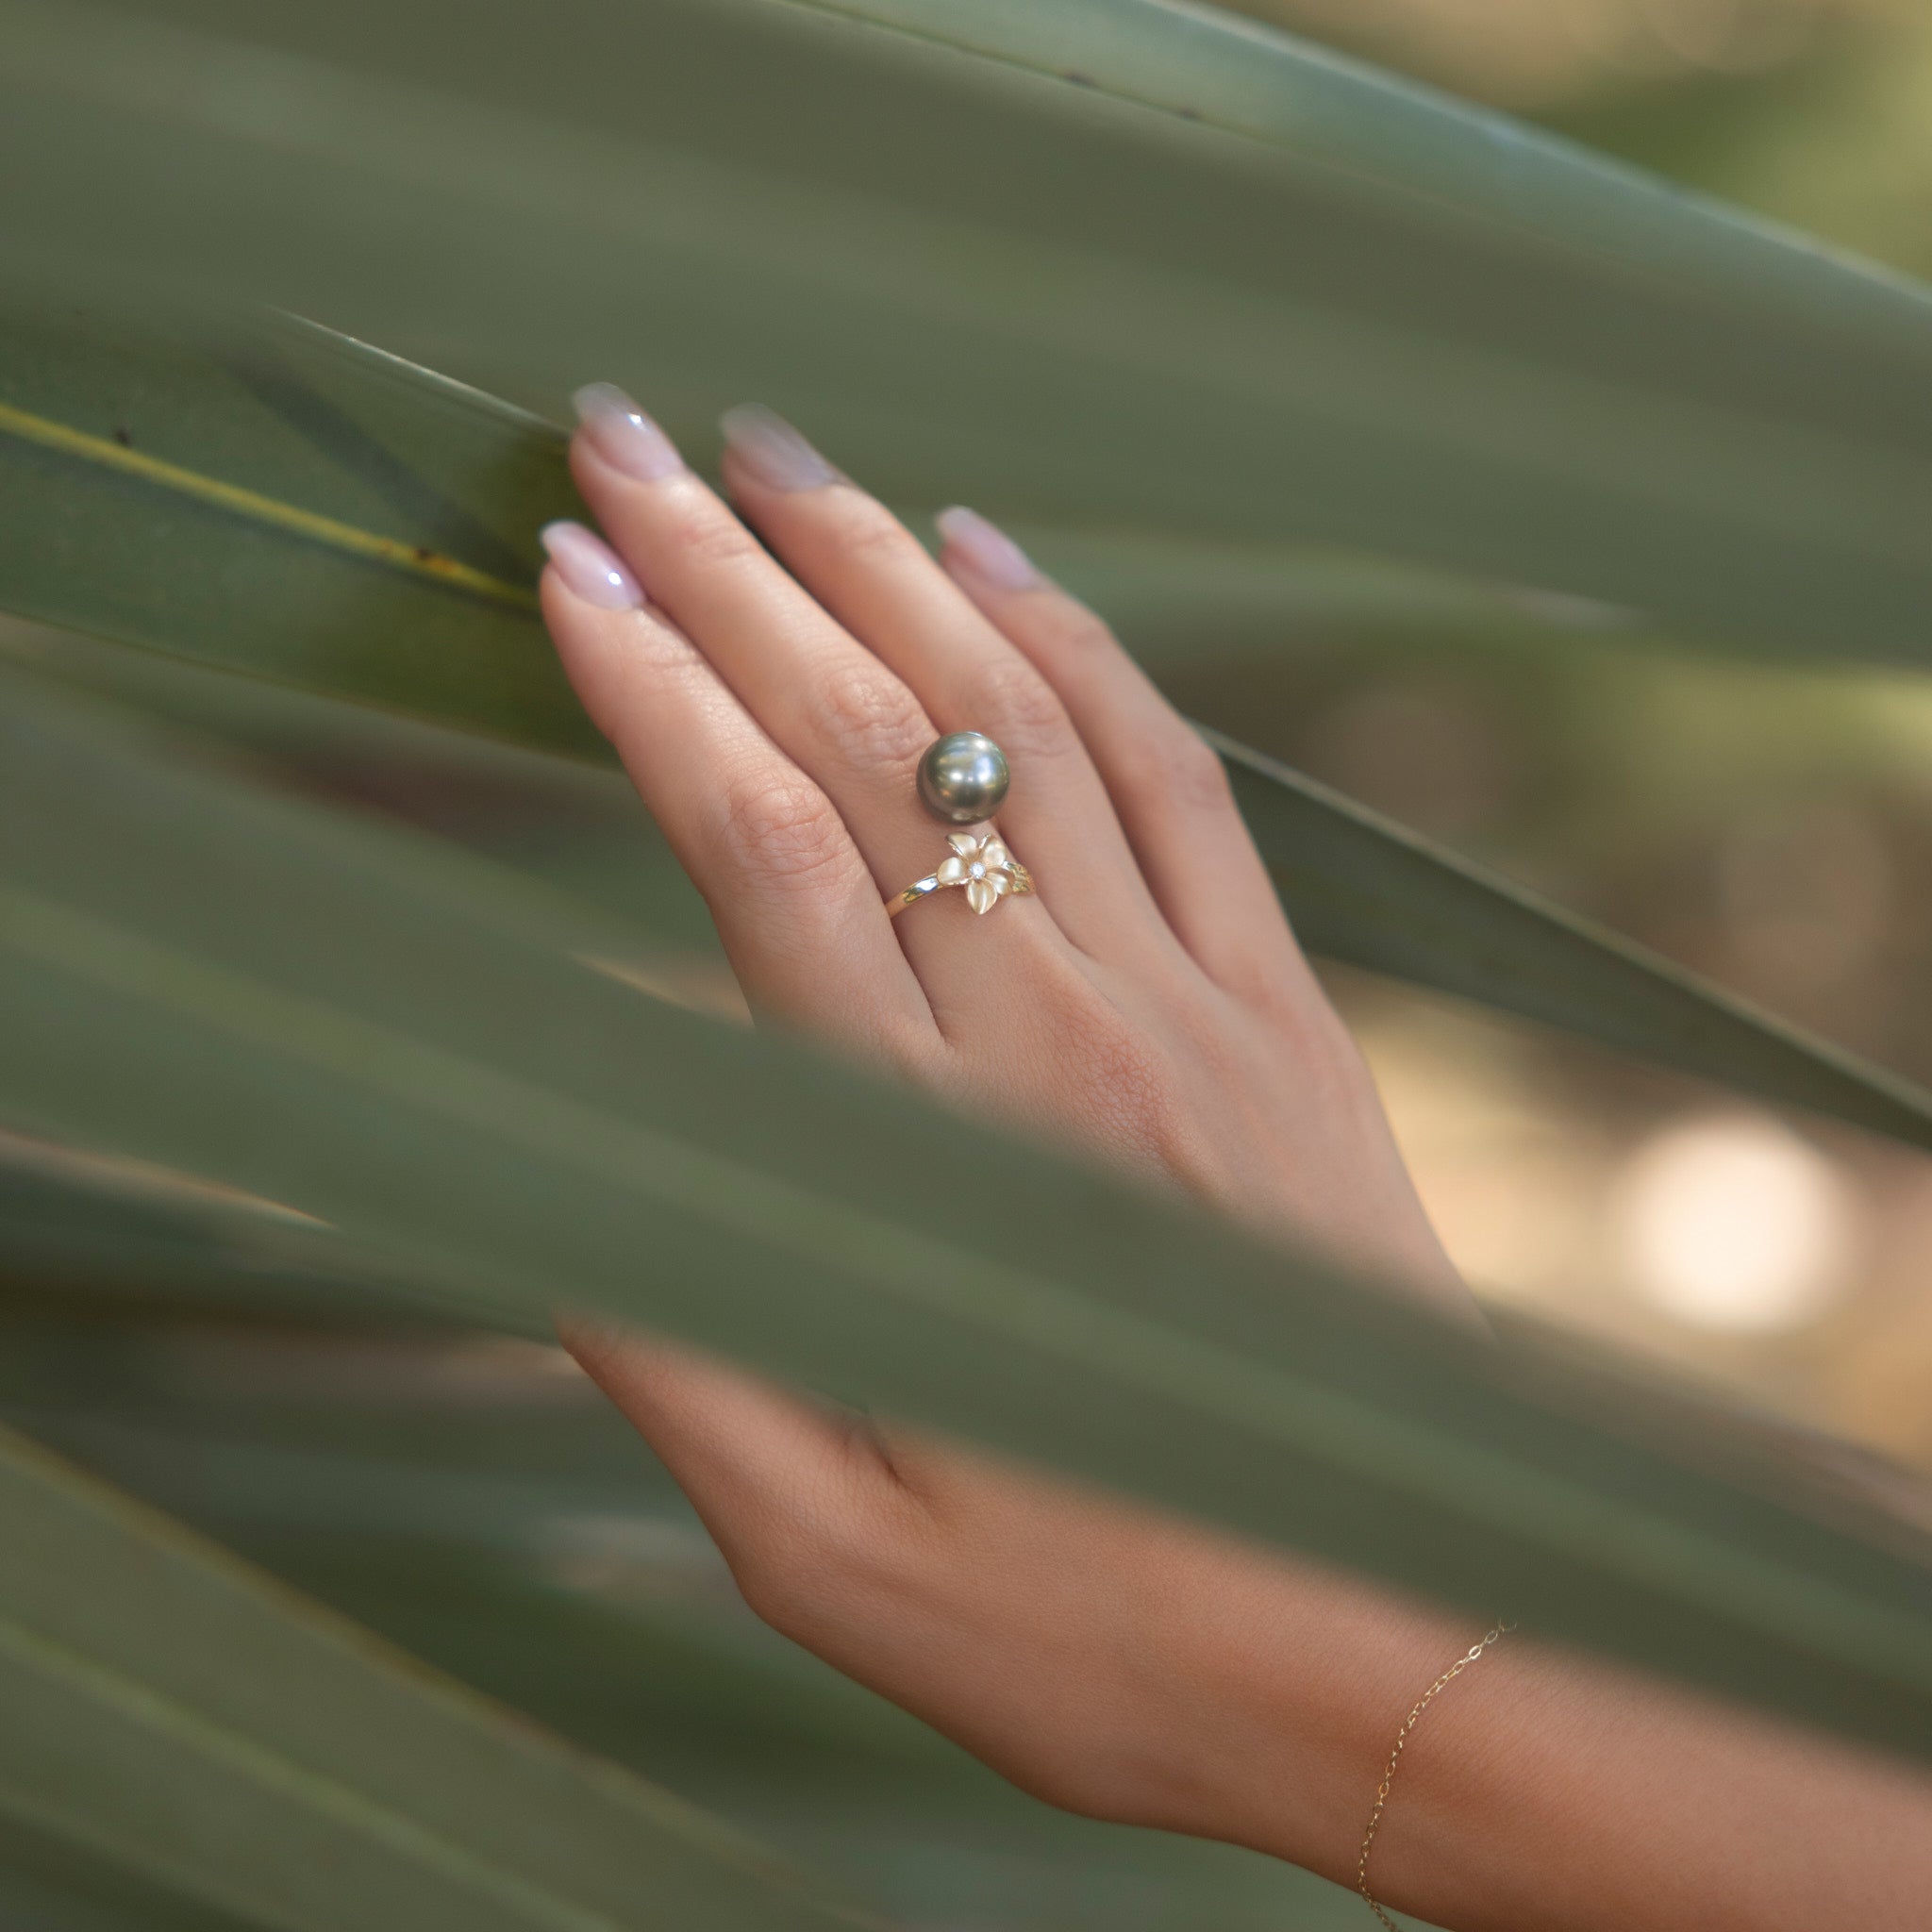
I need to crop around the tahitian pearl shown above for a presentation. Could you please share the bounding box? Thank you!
[917,731,1010,825]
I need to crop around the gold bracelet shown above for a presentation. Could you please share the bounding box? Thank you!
[1357,1622,1512,1928]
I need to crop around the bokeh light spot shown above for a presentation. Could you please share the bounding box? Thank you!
[1615,1113,1856,1332]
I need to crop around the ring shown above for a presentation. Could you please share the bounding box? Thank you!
[890,830,1035,918]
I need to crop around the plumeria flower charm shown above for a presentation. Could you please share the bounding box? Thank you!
[886,826,1035,921]
[937,830,1021,915]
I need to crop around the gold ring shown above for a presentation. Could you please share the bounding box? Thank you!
[889,830,1034,918]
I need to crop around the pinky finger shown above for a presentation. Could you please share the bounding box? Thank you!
[555,1317,911,1603]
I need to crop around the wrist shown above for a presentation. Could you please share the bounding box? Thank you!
[1108,1531,1487,1886]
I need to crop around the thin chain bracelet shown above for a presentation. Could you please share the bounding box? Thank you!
[1357,1622,1513,1928]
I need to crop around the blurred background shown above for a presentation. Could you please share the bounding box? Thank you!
[1155,0,1932,1476]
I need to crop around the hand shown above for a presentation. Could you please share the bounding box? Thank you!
[555,1325,1478,1889]
[535,388,1482,1892]
[539,390,1467,1309]
[539,394,1932,1929]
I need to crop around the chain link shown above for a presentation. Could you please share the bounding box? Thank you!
[1357,1623,1512,1928]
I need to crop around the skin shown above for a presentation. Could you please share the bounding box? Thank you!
[537,391,1932,1929]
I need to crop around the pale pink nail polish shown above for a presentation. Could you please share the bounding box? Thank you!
[719,403,839,491]
[936,506,1038,591]
[573,383,685,482]
[540,521,643,608]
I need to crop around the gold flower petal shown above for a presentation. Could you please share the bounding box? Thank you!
[947,831,980,856]
[965,876,998,915]
[984,867,1013,895]
[936,854,967,884]
[980,839,1010,871]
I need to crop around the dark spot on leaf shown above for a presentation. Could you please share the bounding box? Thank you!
[112,425,131,447]
[1062,69,1094,87]
[413,545,434,562]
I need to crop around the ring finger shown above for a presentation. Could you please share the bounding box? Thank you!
[713,405,1175,967]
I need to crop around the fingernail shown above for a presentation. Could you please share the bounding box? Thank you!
[573,382,685,482]
[553,1307,636,1356]
[935,505,1038,591]
[540,521,643,608]
[720,403,839,492]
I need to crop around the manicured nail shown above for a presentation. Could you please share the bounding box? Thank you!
[935,506,1038,591]
[572,383,685,482]
[720,403,839,492]
[540,521,642,608]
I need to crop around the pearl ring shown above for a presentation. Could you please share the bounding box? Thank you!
[888,733,1035,919]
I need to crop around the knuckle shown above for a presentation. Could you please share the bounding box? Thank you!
[709,773,851,889]
[673,504,764,567]
[968,657,1077,764]
[1144,724,1234,816]
[731,1490,924,1642]
[814,659,931,768]
[622,615,705,681]
[725,1520,819,1632]
[732,1554,811,1636]
[1031,597,1118,659]
[827,492,919,563]
[1025,965,1181,1170]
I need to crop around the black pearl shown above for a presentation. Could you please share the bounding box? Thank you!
[917,731,1009,824]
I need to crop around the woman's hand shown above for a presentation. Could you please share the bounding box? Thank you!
[535,381,1483,1874]
[537,392,1932,1929]
[538,392,1932,1929]
[539,389,1466,1310]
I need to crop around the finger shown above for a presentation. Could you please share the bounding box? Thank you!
[556,1314,920,1622]
[716,406,1174,964]
[935,509,1321,1010]
[539,521,933,1062]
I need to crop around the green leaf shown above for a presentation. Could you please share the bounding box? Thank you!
[3,669,1928,1768]
[0,1414,876,1932]
[4,303,1927,1153]
[0,1807,267,1932]
[0,1129,429,1331]
[0,1302,1374,1927]
[3,0,1931,660]
[0,299,593,758]
[0,1409,1410,1930]
[1209,732,1932,1153]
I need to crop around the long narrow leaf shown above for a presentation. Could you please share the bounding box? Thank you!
[2,670,1927,1765]
[3,305,1926,1151]
[2,0,1930,659]
[0,1403,1422,1929]
[1209,732,1932,1152]
[0,1417,874,1932]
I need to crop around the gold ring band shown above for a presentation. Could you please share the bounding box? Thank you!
[889,831,1034,918]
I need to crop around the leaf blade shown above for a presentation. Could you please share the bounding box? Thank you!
[2,669,1927,1765]
[0,1416,874,1932]
[3,0,1932,658]
[1209,728,1932,1152]
[3,306,1926,1152]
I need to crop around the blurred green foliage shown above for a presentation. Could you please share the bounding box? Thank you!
[2,3,1930,1930]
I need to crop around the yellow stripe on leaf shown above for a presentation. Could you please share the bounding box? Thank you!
[0,398,538,611]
